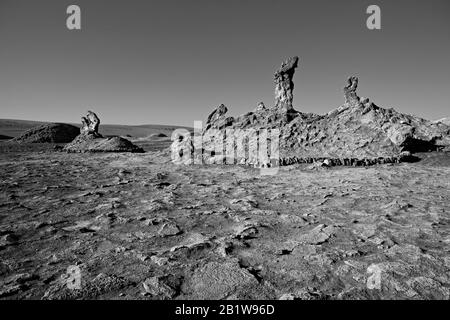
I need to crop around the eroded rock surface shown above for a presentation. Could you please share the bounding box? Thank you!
[1,149,449,299]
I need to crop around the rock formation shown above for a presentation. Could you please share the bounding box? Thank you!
[204,104,234,131]
[11,123,79,143]
[274,56,299,111]
[195,56,450,167]
[80,110,101,136]
[64,111,144,153]
[343,76,360,107]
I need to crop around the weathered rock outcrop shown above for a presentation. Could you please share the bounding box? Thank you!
[204,104,234,131]
[194,56,450,167]
[343,76,361,107]
[274,56,299,111]
[81,110,101,136]
[64,111,144,153]
[11,123,79,143]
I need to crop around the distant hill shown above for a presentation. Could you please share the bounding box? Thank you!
[12,123,80,143]
[0,119,192,139]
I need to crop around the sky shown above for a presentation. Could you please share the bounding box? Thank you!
[0,0,449,126]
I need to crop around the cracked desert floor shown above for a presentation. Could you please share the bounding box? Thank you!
[1,143,449,300]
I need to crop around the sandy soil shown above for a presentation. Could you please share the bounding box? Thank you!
[0,144,449,300]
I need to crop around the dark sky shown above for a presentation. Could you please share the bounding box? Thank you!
[0,0,449,126]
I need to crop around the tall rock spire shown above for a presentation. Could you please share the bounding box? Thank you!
[343,76,360,107]
[274,56,299,111]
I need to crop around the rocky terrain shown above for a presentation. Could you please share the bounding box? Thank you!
[0,147,449,299]
[200,57,450,166]
[0,56,449,300]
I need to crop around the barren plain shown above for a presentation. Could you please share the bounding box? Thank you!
[1,139,449,300]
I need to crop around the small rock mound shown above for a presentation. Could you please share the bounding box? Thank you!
[11,123,79,143]
[65,134,144,153]
[64,111,144,153]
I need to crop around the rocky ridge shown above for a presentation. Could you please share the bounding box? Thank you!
[196,56,450,167]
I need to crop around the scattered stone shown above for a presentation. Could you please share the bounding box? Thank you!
[297,224,333,245]
[229,196,258,210]
[233,223,259,240]
[279,214,308,226]
[170,233,210,252]
[188,261,259,299]
[279,293,295,300]
[158,222,182,237]
[135,253,149,262]
[150,255,169,266]
[142,276,179,299]
[215,239,234,257]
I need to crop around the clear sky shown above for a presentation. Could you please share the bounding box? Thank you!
[0,0,449,126]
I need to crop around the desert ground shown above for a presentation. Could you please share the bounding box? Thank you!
[0,137,449,300]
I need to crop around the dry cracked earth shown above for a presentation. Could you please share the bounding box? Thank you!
[1,143,449,300]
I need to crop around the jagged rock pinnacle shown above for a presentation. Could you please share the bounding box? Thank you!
[81,110,101,136]
[343,76,360,107]
[274,56,299,111]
